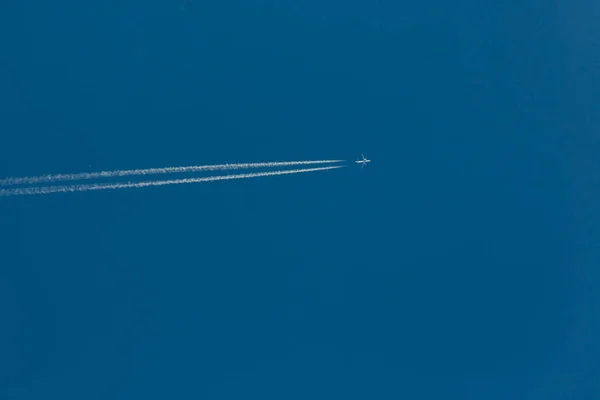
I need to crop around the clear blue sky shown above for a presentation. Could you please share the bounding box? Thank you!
[1,1,599,398]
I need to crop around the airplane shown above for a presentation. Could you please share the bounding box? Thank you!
[355,154,371,167]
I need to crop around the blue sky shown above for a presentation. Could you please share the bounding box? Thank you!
[1,1,599,398]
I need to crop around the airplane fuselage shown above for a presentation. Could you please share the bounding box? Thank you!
[356,154,371,166]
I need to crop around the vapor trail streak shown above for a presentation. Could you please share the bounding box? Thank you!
[0,166,344,197]
[0,160,344,186]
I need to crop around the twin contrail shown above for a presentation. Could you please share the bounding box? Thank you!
[0,160,344,186]
[0,165,344,197]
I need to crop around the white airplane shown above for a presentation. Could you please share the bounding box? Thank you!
[355,154,371,167]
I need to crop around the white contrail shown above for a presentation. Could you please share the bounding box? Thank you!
[0,160,344,186]
[0,166,344,197]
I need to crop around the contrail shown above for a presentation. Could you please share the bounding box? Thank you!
[0,160,344,186]
[0,166,344,197]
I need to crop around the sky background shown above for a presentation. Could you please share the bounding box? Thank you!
[1,0,599,398]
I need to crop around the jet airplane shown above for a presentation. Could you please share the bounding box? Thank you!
[355,154,371,167]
